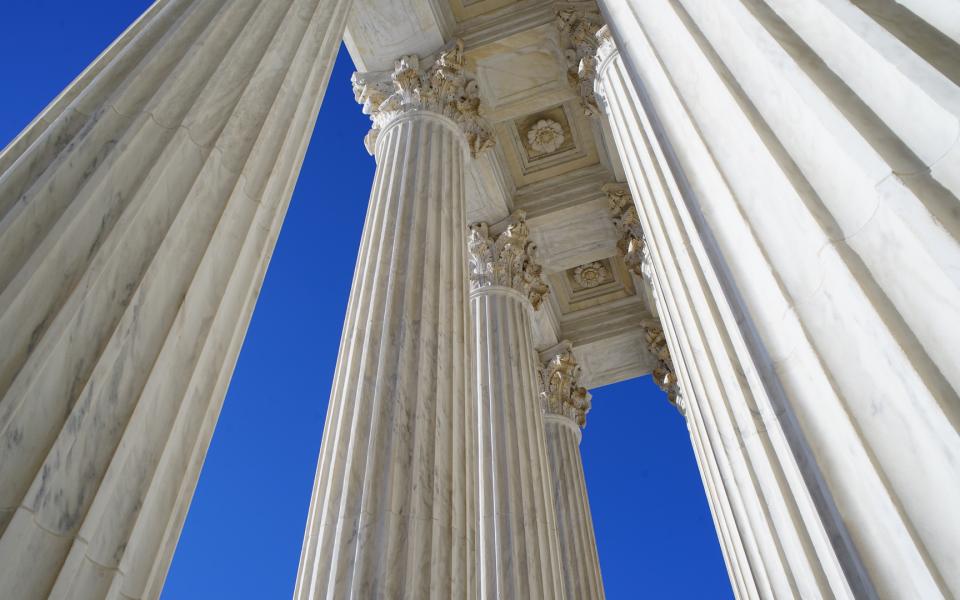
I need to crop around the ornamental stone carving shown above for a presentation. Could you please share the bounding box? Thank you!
[572,261,609,289]
[467,211,550,309]
[352,40,495,157]
[605,182,646,276]
[527,119,566,154]
[556,2,605,117]
[594,24,616,67]
[539,344,591,428]
[644,325,684,414]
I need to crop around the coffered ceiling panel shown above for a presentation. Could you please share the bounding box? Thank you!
[496,101,599,186]
[345,0,659,389]
[465,24,570,121]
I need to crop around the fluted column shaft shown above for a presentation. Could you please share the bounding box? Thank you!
[295,109,473,597]
[597,2,960,598]
[596,22,849,600]
[0,1,350,598]
[542,418,603,600]
[538,343,604,600]
[472,285,565,599]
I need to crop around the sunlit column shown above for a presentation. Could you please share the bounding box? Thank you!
[294,42,493,599]
[0,1,351,598]
[538,342,604,600]
[596,1,960,596]
[467,211,566,599]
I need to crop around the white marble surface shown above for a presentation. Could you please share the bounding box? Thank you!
[0,1,350,598]
[471,285,567,599]
[294,104,474,596]
[542,417,604,600]
[598,1,960,597]
[5,1,955,599]
[467,213,566,599]
[538,342,604,600]
[343,0,451,72]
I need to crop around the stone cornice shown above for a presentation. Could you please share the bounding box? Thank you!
[539,342,591,428]
[352,40,495,157]
[467,210,550,309]
[604,182,645,276]
[555,2,605,118]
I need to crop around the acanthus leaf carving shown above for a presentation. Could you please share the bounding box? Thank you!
[555,2,605,118]
[539,344,591,428]
[604,182,646,276]
[644,324,685,414]
[352,40,495,157]
[467,211,550,309]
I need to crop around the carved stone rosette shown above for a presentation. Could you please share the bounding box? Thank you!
[604,182,646,276]
[539,344,592,428]
[572,261,609,289]
[644,325,685,414]
[352,39,495,157]
[555,2,605,117]
[467,211,550,309]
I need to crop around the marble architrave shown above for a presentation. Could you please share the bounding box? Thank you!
[0,1,351,598]
[596,2,960,597]
[294,42,486,599]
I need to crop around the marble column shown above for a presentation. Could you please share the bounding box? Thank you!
[538,343,604,600]
[596,2,960,597]
[466,212,566,599]
[294,42,492,599]
[0,1,350,598]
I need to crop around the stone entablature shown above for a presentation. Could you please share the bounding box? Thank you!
[467,211,550,309]
[351,40,495,157]
[539,343,592,428]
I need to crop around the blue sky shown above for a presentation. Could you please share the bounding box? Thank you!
[0,2,731,598]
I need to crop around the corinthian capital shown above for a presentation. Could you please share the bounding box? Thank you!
[594,24,617,65]
[604,183,646,276]
[351,40,495,157]
[539,343,591,428]
[556,2,605,117]
[644,325,684,414]
[467,211,549,309]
